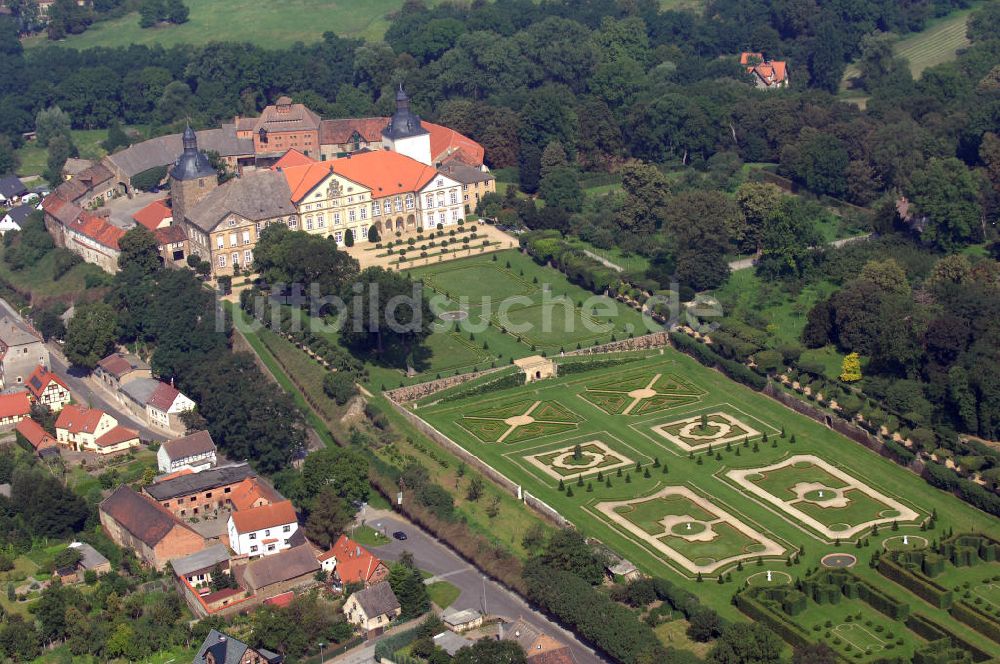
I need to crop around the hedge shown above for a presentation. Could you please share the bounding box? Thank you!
[912,639,975,664]
[923,462,1000,518]
[877,557,952,608]
[906,613,995,662]
[670,332,766,391]
[733,591,814,650]
[949,601,1000,644]
[555,356,642,375]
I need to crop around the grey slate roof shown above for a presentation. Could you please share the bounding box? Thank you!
[107,127,252,179]
[194,629,282,664]
[437,161,493,185]
[0,315,41,346]
[144,463,255,501]
[170,126,216,181]
[68,542,110,570]
[0,175,26,199]
[120,376,160,406]
[162,430,216,462]
[433,631,474,656]
[383,86,428,141]
[185,169,296,232]
[4,204,35,226]
[242,545,319,592]
[352,581,400,618]
[171,542,229,578]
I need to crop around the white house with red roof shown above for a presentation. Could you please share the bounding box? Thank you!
[55,404,140,454]
[319,534,391,587]
[25,364,71,412]
[132,199,173,231]
[740,52,789,89]
[118,377,195,434]
[0,392,31,428]
[227,500,299,558]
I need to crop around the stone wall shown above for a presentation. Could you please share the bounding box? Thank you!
[384,367,505,404]
[563,331,670,356]
[523,492,571,528]
[763,383,925,474]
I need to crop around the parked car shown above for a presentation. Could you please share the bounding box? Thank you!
[392,530,408,541]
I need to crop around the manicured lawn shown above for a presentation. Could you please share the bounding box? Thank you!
[412,347,1000,621]
[0,244,111,303]
[427,580,461,609]
[564,237,650,273]
[23,0,443,50]
[894,5,978,77]
[350,524,390,547]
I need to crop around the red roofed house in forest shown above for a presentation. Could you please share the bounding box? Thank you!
[740,52,789,89]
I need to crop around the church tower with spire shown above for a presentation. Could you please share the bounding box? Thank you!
[381,85,432,165]
[169,126,218,226]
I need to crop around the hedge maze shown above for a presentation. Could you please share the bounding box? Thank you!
[459,398,581,443]
[580,371,704,415]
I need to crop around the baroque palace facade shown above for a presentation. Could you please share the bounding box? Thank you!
[42,87,495,277]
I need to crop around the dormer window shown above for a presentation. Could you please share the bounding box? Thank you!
[258,128,268,144]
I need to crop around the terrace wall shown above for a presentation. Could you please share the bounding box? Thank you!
[384,367,505,403]
[563,331,670,356]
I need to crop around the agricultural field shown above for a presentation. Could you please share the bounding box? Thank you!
[409,346,1000,629]
[23,0,442,50]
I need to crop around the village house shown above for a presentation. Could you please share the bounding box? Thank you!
[55,404,140,454]
[236,544,320,600]
[94,351,151,391]
[99,485,205,570]
[0,175,28,206]
[442,607,485,633]
[131,198,173,231]
[46,207,125,274]
[0,315,49,389]
[322,534,391,587]
[438,161,497,214]
[502,619,579,664]
[227,500,299,558]
[228,476,281,511]
[144,462,257,517]
[117,376,195,434]
[25,364,71,411]
[15,417,59,458]
[154,224,190,267]
[740,52,789,89]
[157,429,217,473]
[0,203,35,235]
[343,581,401,637]
[194,629,283,664]
[67,541,112,577]
[0,392,31,428]
[171,542,230,589]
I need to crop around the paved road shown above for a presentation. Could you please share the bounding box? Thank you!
[363,510,607,664]
[0,296,165,441]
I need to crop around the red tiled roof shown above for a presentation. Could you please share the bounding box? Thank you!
[319,117,387,145]
[132,199,172,230]
[280,151,439,203]
[97,353,134,377]
[147,381,181,412]
[67,212,125,251]
[230,500,297,534]
[229,477,280,512]
[42,194,83,226]
[740,52,764,65]
[153,224,187,246]
[201,587,244,604]
[271,149,315,170]
[55,404,109,434]
[0,392,32,419]
[328,534,384,584]
[95,425,139,448]
[15,418,56,450]
[158,468,195,482]
[425,122,485,167]
[263,590,295,607]
[25,365,68,400]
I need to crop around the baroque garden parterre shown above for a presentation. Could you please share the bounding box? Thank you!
[409,347,1000,658]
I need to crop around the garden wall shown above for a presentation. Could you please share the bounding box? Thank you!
[384,367,505,403]
[563,331,670,356]
[762,382,925,475]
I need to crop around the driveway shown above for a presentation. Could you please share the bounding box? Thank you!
[364,510,607,664]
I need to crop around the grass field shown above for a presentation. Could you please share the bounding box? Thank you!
[15,128,118,179]
[841,2,982,87]
[427,580,461,609]
[411,345,1000,619]
[0,242,111,304]
[23,0,441,50]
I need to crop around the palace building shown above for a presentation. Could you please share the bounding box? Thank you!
[42,86,495,277]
